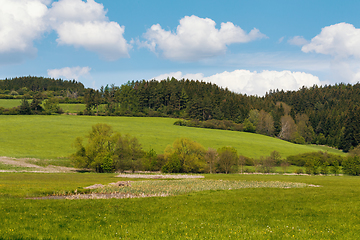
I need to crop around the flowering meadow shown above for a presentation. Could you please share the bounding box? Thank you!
[90,179,308,199]
[1,173,360,239]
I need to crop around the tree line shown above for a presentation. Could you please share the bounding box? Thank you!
[82,78,360,152]
[0,76,85,101]
[72,124,360,175]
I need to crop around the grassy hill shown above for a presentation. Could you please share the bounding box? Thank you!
[0,115,344,161]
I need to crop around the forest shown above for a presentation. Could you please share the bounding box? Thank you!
[1,76,359,152]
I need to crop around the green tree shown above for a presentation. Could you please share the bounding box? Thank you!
[113,133,144,172]
[71,123,143,173]
[342,156,360,176]
[43,97,61,114]
[19,99,31,115]
[205,148,218,173]
[217,146,237,174]
[142,149,158,171]
[163,138,206,173]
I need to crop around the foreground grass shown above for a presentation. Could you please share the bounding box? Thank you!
[0,115,345,161]
[0,173,359,239]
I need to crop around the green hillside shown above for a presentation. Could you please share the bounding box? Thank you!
[0,115,344,160]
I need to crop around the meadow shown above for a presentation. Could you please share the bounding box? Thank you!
[0,99,87,113]
[1,173,360,239]
[0,102,356,239]
[0,115,344,163]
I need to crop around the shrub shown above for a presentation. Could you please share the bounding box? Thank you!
[163,138,206,173]
[217,146,237,174]
[342,156,360,176]
[294,168,304,174]
[71,123,144,173]
[243,167,254,173]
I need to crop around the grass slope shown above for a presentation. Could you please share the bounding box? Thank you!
[0,99,23,108]
[0,115,344,161]
[0,99,86,113]
[0,173,359,239]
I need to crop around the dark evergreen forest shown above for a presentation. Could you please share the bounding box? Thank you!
[1,76,359,152]
[0,76,85,97]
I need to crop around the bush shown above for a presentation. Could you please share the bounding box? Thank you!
[217,146,237,174]
[243,167,255,173]
[294,168,304,174]
[162,138,206,173]
[342,156,360,176]
[71,123,144,173]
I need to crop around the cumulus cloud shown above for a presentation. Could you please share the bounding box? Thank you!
[301,22,360,84]
[0,0,130,63]
[141,15,266,61]
[288,36,309,46]
[47,66,91,80]
[55,21,129,60]
[0,0,49,56]
[47,0,107,24]
[302,22,360,58]
[48,0,131,60]
[152,70,321,96]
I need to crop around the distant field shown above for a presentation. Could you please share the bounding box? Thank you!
[0,115,345,161]
[1,173,359,239]
[0,99,23,108]
[0,99,85,113]
[60,103,86,113]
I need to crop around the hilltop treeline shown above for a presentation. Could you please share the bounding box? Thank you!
[0,76,85,99]
[83,78,360,152]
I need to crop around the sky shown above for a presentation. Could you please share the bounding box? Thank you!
[1,0,360,96]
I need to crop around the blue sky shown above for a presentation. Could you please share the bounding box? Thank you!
[1,0,360,96]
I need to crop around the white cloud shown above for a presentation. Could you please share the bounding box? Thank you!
[288,36,309,46]
[47,0,107,24]
[0,0,49,55]
[47,66,91,80]
[48,0,131,60]
[302,22,360,58]
[0,0,130,63]
[142,15,266,61]
[55,21,130,60]
[278,36,285,43]
[152,70,321,96]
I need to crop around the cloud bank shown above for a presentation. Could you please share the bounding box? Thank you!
[0,0,130,62]
[141,15,266,61]
[47,66,91,80]
[152,70,321,96]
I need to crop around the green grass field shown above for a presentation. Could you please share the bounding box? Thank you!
[60,103,86,113]
[0,173,359,239]
[0,99,24,108]
[0,115,344,161]
[0,99,86,113]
